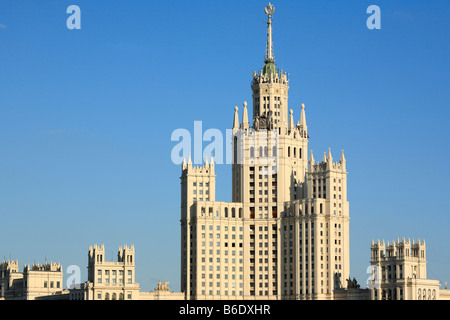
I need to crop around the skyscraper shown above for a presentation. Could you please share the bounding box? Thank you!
[180,3,349,300]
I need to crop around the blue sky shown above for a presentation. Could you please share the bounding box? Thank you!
[0,0,449,292]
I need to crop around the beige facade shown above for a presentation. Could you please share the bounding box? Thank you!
[369,238,443,300]
[69,244,186,300]
[69,244,140,300]
[180,3,350,301]
[0,260,63,300]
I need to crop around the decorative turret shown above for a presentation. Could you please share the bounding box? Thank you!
[340,150,346,172]
[241,101,250,130]
[327,148,333,164]
[309,148,347,173]
[118,244,135,265]
[289,109,294,131]
[233,106,239,130]
[300,103,307,132]
[88,244,105,266]
[309,150,315,170]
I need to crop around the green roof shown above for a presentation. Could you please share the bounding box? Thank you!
[263,61,277,77]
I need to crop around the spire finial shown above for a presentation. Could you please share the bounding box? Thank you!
[264,3,275,64]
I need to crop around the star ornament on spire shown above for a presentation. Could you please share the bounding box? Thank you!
[265,3,275,17]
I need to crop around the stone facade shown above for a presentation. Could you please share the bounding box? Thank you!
[180,3,350,301]
[0,260,63,300]
[369,238,442,300]
[68,244,186,300]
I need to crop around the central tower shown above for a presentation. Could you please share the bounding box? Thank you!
[180,3,350,301]
[251,3,289,133]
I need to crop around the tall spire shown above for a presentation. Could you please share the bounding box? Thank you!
[263,3,277,76]
[264,3,275,64]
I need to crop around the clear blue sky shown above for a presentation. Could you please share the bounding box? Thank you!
[0,0,449,292]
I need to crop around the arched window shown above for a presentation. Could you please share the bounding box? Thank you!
[288,147,290,157]
[239,208,243,218]
[232,208,236,218]
[293,148,296,157]
[112,293,117,300]
[299,148,302,159]
[320,203,323,214]
[225,208,228,218]
[119,293,124,300]
[264,146,268,157]
[272,146,277,157]
[105,293,110,300]
[250,147,255,158]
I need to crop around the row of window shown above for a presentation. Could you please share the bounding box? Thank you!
[97,269,132,276]
[193,189,209,195]
[98,292,132,300]
[201,290,243,296]
[193,197,209,202]
[97,278,132,284]
[198,207,242,218]
[43,281,61,289]
[193,182,209,187]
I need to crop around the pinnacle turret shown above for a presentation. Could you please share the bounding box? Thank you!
[233,106,239,130]
[241,101,250,130]
[300,103,307,130]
